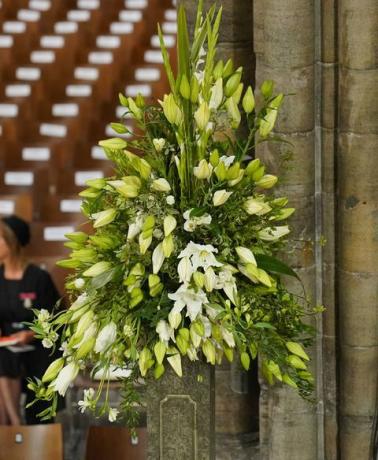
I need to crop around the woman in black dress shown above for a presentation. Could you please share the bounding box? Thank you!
[0,215,60,425]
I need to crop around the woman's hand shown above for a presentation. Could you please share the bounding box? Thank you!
[10,331,35,345]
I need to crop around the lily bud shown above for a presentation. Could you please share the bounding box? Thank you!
[178,328,190,341]
[244,197,271,215]
[85,178,106,190]
[124,151,151,180]
[142,215,155,232]
[164,215,177,236]
[190,76,200,103]
[52,362,80,396]
[228,169,245,187]
[71,248,97,263]
[109,176,141,198]
[152,138,166,152]
[232,84,244,106]
[152,243,165,274]
[167,354,182,377]
[213,190,232,206]
[260,80,274,99]
[271,197,289,207]
[139,234,152,254]
[65,231,88,244]
[222,58,233,78]
[178,256,193,283]
[154,363,165,379]
[236,247,257,265]
[225,97,241,129]
[129,287,144,308]
[83,261,111,277]
[159,94,182,125]
[245,158,261,177]
[242,86,255,113]
[92,208,117,228]
[209,78,223,110]
[151,178,171,192]
[251,165,265,181]
[202,340,216,365]
[194,102,210,131]
[255,174,278,189]
[209,149,219,167]
[226,162,240,180]
[119,92,128,107]
[162,234,174,257]
[190,325,201,348]
[76,337,95,360]
[149,274,163,297]
[127,97,142,120]
[176,334,189,355]
[258,226,290,241]
[204,267,217,292]
[179,74,191,99]
[154,341,166,365]
[194,159,212,180]
[259,94,284,137]
[193,271,205,288]
[213,60,224,79]
[75,310,95,337]
[135,92,145,108]
[42,358,65,383]
[240,351,250,370]
[214,162,227,181]
[271,208,295,221]
[225,72,242,98]
[168,310,181,329]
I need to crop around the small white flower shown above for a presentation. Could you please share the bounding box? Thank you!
[52,362,79,397]
[42,338,53,349]
[156,320,174,344]
[78,388,95,413]
[183,210,212,233]
[94,322,117,354]
[219,155,235,167]
[74,278,85,289]
[152,138,166,152]
[108,407,119,422]
[216,268,238,304]
[166,195,175,205]
[37,309,51,322]
[168,285,208,322]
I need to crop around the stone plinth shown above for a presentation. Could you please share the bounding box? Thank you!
[146,359,215,460]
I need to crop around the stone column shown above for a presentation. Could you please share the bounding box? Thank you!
[320,0,338,458]
[253,1,318,459]
[337,1,378,458]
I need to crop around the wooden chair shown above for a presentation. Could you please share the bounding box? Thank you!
[85,426,147,460]
[0,424,63,460]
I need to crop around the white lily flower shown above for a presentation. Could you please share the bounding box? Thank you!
[78,388,95,413]
[152,243,165,274]
[213,190,233,206]
[177,256,193,283]
[259,225,290,241]
[52,362,79,397]
[183,210,212,232]
[219,155,235,167]
[221,327,235,347]
[94,322,117,354]
[179,241,223,271]
[156,320,174,344]
[216,268,238,304]
[108,408,119,422]
[168,285,208,321]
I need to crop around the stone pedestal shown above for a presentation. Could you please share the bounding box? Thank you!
[146,359,215,460]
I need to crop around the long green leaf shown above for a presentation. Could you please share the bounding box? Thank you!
[158,24,176,95]
[255,254,299,279]
[177,5,190,81]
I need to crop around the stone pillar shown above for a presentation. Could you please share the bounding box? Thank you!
[320,0,338,458]
[146,360,215,459]
[337,1,378,458]
[253,1,318,459]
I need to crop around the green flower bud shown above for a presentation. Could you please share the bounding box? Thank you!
[130,263,145,277]
[164,215,177,236]
[225,72,242,98]
[42,358,65,383]
[245,158,261,176]
[222,58,233,78]
[76,337,95,360]
[286,342,310,361]
[142,215,155,232]
[225,97,241,129]
[260,79,274,99]
[202,340,216,365]
[226,162,241,180]
[242,86,255,113]
[79,188,100,199]
[209,149,219,167]
[124,151,151,180]
[139,234,152,255]
[162,234,174,257]
[232,83,244,104]
[192,320,205,337]
[135,92,145,108]
[194,101,210,131]
[255,174,278,189]
[151,178,171,192]
[98,137,127,151]
[110,122,129,134]
[127,97,142,120]
[56,258,81,269]
[71,248,97,263]
[282,374,298,388]
[179,74,191,99]
[214,162,227,181]
[178,328,190,342]
[85,178,106,189]
[129,287,143,308]
[176,334,189,355]
[154,341,166,365]
[83,261,111,277]
[154,363,165,379]
[119,92,128,107]
[213,60,224,79]
[287,355,307,370]
[240,351,250,370]
[251,165,265,181]
[193,271,205,288]
[190,76,200,103]
[223,346,234,362]
[92,208,117,228]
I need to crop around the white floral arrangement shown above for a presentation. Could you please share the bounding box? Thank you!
[28,3,316,423]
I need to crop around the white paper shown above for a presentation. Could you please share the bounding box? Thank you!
[96,35,121,49]
[0,200,15,214]
[16,67,41,80]
[40,35,64,48]
[52,103,79,117]
[4,172,34,186]
[22,147,50,161]
[135,67,160,81]
[109,22,133,34]
[67,10,90,21]
[75,170,103,186]
[0,35,13,47]
[77,0,99,9]
[3,22,26,34]
[29,0,51,11]
[5,84,31,97]
[88,51,113,64]
[74,67,99,80]
[0,104,18,117]
[91,146,107,160]
[144,49,163,63]
[125,84,151,97]
[118,10,142,22]
[17,9,41,22]
[151,34,175,48]
[60,199,82,212]
[44,226,74,241]
[162,21,177,34]
[30,50,55,63]
[125,0,147,8]
[40,123,67,137]
[54,22,78,34]
[66,84,92,97]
